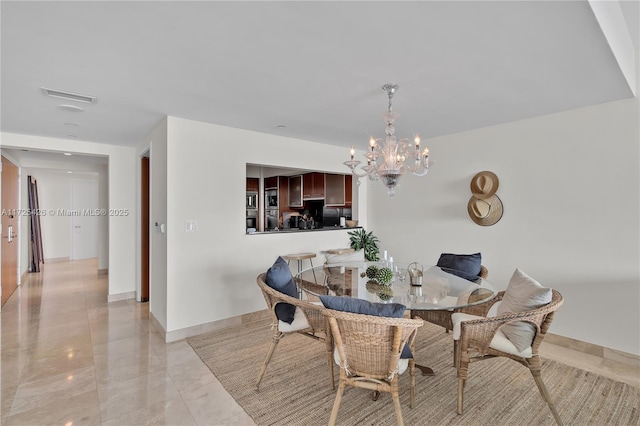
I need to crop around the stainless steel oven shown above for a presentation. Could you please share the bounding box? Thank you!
[246,192,258,209]
[266,209,279,230]
[246,209,257,230]
[265,189,278,208]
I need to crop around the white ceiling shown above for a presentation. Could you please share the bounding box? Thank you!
[1,1,638,152]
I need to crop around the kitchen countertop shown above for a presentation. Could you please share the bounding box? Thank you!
[249,226,361,235]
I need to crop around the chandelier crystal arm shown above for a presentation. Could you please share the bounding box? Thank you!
[344,83,431,197]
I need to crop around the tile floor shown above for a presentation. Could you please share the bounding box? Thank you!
[1,259,254,426]
[1,259,637,425]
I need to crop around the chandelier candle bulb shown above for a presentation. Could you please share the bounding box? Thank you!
[350,146,355,160]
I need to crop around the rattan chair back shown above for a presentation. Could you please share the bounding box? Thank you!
[322,308,423,426]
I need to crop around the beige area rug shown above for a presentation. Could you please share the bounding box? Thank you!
[187,319,639,426]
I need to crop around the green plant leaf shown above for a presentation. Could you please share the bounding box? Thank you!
[347,228,380,261]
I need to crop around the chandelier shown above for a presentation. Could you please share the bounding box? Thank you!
[344,83,430,197]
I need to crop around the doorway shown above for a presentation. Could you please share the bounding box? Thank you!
[71,179,98,260]
[2,155,20,306]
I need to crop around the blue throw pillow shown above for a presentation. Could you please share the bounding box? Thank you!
[319,295,412,359]
[265,256,298,324]
[437,253,482,281]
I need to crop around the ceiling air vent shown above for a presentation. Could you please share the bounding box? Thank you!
[41,87,97,104]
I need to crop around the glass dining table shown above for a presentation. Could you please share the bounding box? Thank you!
[295,261,497,375]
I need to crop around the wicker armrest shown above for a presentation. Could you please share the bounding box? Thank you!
[273,293,327,333]
[456,291,504,317]
[458,302,552,352]
[258,273,328,334]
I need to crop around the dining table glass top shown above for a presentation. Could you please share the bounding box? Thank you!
[295,262,497,311]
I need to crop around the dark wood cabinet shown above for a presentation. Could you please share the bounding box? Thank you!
[289,175,303,207]
[303,173,325,199]
[325,173,345,206]
[345,174,352,206]
[278,177,289,211]
[246,178,259,192]
[264,176,277,189]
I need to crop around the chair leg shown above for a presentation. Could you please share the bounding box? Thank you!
[457,378,466,414]
[255,332,282,390]
[531,369,564,426]
[456,351,469,415]
[390,379,405,426]
[409,358,416,409]
[326,349,335,390]
[328,380,345,426]
[325,334,335,390]
[453,340,459,367]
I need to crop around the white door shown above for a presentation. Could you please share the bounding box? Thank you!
[71,179,98,259]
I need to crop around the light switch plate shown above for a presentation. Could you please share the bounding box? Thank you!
[185,220,197,232]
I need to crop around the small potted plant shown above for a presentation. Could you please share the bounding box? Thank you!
[347,228,380,262]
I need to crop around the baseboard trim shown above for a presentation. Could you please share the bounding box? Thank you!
[44,257,70,263]
[161,309,271,343]
[107,291,136,303]
[546,332,639,368]
[150,311,167,336]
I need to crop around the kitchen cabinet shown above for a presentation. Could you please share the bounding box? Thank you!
[246,178,259,192]
[289,175,303,207]
[303,173,325,199]
[345,174,352,206]
[325,173,345,206]
[278,177,289,210]
[264,176,277,189]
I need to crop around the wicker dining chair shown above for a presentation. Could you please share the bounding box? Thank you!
[452,289,564,425]
[409,265,488,369]
[411,265,488,333]
[255,273,334,391]
[322,308,424,426]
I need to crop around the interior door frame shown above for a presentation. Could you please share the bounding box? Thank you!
[1,155,20,307]
[140,156,150,302]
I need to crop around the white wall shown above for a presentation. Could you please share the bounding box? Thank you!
[23,169,74,260]
[368,96,640,356]
[162,117,369,332]
[1,133,137,299]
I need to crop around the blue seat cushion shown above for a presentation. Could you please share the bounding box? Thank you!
[319,296,412,359]
[265,256,298,324]
[437,252,482,281]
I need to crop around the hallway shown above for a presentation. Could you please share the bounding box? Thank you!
[1,259,254,425]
